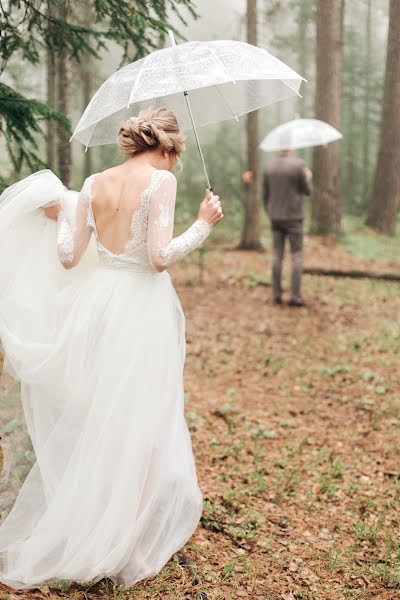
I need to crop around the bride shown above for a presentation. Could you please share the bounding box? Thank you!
[0,107,223,589]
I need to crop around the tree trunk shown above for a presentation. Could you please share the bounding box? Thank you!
[311,0,343,236]
[344,29,356,211]
[238,0,262,250]
[362,0,372,203]
[297,1,308,116]
[46,1,56,170]
[56,0,72,187]
[74,4,95,181]
[366,0,400,235]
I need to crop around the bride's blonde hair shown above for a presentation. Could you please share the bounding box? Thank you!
[118,107,186,157]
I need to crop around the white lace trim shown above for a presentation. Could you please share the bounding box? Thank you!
[85,174,97,232]
[57,209,74,263]
[156,219,212,267]
[154,190,172,229]
[124,170,172,256]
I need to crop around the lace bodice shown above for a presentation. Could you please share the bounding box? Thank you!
[56,169,212,272]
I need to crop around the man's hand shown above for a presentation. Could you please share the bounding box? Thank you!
[304,167,313,182]
[242,170,253,185]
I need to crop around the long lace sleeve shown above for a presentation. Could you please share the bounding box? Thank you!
[56,178,94,269]
[147,172,212,272]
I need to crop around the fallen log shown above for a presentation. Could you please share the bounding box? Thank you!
[303,267,400,281]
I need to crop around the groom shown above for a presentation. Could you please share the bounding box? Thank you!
[262,149,312,307]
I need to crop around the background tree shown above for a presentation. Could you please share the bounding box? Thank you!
[73,5,96,180]
[363,0,372,202]
[296,1,314,116]
[311,0,343,236]
[342,24,357,211]
[366,0,400,235]
[262,1,315,116]
[55,0,72,187]
[238,0,263,250]
[340,0,384,215]
[46,0,57,171]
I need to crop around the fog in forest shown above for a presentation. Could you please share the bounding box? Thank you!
[0,1,394,233]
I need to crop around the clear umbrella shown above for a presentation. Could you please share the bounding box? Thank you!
[71,32,304,188]
[259,118,342,152]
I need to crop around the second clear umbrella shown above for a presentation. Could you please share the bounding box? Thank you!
[260,118,342,152]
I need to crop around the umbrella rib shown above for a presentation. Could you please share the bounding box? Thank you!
[215,84,239,122]
[208,47,239,121]
[210,48,237,85]
[127,54,150,109]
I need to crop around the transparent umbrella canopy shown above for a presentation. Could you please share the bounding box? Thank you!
[71,32,305,188]
[260,118,343,152]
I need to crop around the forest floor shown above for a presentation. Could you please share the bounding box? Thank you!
[1,226,400,600]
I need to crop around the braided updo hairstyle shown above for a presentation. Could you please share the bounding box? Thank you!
[118,107,186,157]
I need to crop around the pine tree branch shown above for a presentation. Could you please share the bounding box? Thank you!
[0,81,70,183]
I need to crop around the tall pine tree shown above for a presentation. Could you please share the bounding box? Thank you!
[311,0,343,236]
[366,0,400,235]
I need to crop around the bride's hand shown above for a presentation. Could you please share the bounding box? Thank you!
[43,205,61,221]
[198,190,223,225]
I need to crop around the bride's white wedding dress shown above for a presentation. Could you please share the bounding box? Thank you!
[0,168,211,589]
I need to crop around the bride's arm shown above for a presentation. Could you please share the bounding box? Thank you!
[147,172,223,272]
[56,182,94,269]
[43,205,61,220]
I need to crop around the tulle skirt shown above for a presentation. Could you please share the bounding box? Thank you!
[0,171,202,589]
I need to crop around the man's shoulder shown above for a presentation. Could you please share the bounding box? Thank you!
[289,157,306,169]
[265,156,306,173]
[265,157,281,172]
